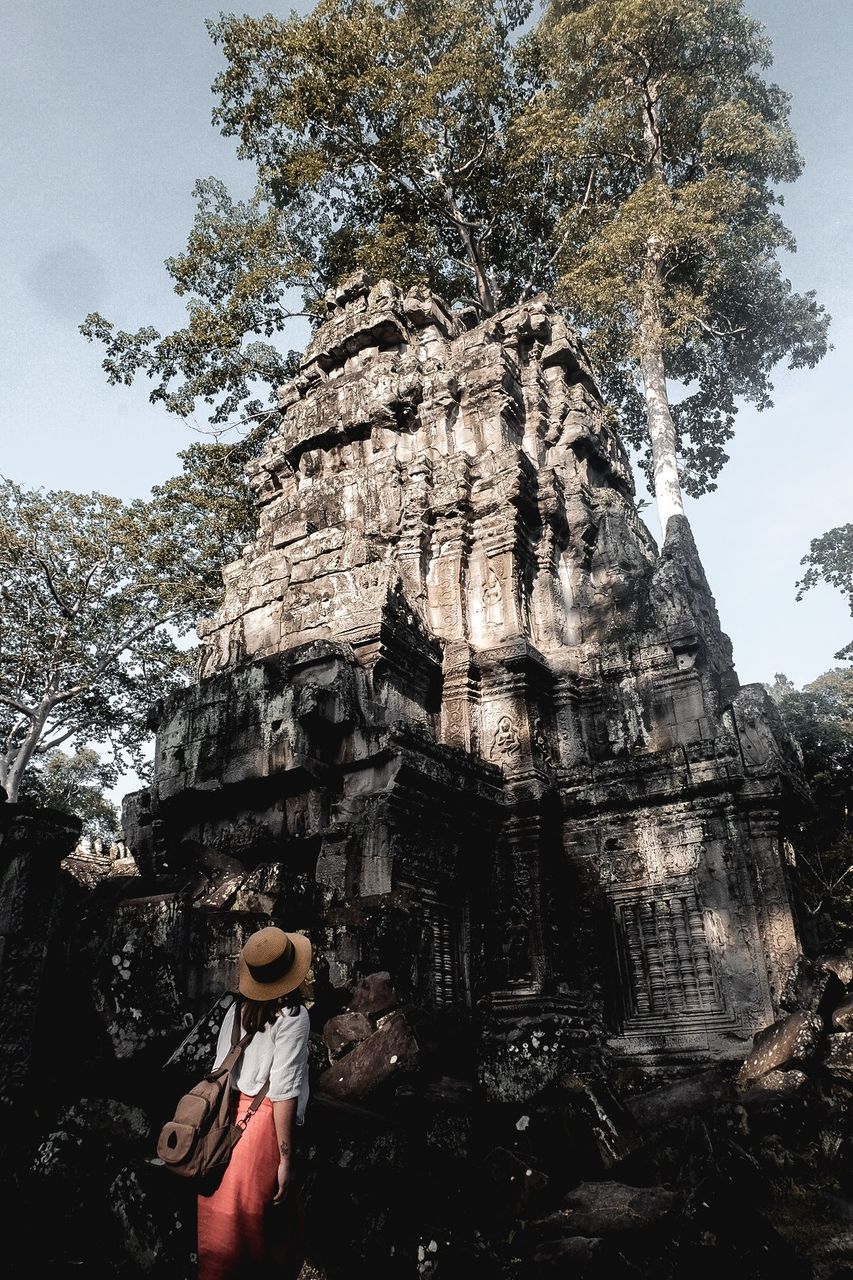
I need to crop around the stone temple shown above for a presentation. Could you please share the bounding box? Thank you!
[125,271,805,1076]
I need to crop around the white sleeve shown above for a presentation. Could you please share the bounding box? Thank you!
[211,1002,237,1070]
[268,1008,310,1101]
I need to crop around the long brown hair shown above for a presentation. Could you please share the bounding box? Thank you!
[237,989,303,1035]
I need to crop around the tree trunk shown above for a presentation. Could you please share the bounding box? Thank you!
[443,185,496,314]
[638,272,685,539]
[459,223,497,315]
[3,705,51,803]
[639,79,685,541]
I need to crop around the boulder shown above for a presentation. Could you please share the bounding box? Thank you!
[540,1180,680,1236]
[825,1032,853,1082]
[346,972,398,1019]
[820,952,853,988]
[532,1235,607,1273]
[740,1068,808,1101]
[780,954,846,1020]
[556,1075,644,1169]
[314,1009,418,1101]
[322,1011,373,1060]
[626,1066,734,1130]
[737,1011,824,1086]
[832,995,853,1031]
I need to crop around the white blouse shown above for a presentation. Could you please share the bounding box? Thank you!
[213,1002,311,1124]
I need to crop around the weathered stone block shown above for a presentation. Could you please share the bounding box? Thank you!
[626,1066,734,1129]
[346,971,398,1019]
[737,1011,824,1086]
[740,1068,809,1100]
[546,1181,680,1235]
[314,1009,419,1101]
[781,954,846,1019]
[557,1075,644,1167]
[532,1236,607,1274]
[824,1032,853,1081]
[821,952,853,988]
[323,1011,373,1060]
[832,995,853,1031]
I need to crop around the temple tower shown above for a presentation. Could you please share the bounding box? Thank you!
[127,272,805,1070]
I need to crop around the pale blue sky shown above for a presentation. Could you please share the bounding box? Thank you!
[2,0,852,701]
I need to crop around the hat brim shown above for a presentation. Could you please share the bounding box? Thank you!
[237,931,313,1000]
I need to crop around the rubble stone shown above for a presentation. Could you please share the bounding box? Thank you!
[780,953,846,1019]
[820,952,853,988]
[740,1068,809,1099]
[737,1011,824,1086]
[824,1032,853,1081]
[627,1066,734,1129]
[315,1009,420,1102]
[323,1011,373,1059]
[832,995,853,1031]
[347,972,398,1020]
[546,1180,680,1235]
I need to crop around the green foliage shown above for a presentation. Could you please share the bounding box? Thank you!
[769,669,853,943]
[145,426,274,609]
[81,0,828,519]
[526,0,831,498]
[18,747,119,837]
[81,0,553,427]
[81,180,305,426]
[0,478,222,802]
[796,523,853,661]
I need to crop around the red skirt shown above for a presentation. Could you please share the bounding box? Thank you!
[197,1093,304,1280]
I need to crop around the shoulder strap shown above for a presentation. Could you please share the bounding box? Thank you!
[211,995,255,1076]
[214,995,273,1121]
[238,1079,270,1128]
[230,995,243,1047]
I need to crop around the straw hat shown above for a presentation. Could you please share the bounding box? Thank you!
[237,926,313,1000]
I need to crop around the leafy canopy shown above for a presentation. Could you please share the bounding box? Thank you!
[525,0,830,496]
[81,0,828,511]
[769,669,853,940]
[797,524,853,661]
[81,0,551,427]
[18,747,120,838]
[0,474,253,802]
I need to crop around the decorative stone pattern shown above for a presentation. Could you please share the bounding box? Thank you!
[124,272,806,1067]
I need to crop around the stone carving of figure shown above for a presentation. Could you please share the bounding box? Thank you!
[532,716,554,768]
[483,571,503,627]
[93,837,104,857]
[491,715,521,761]
[502,907,530,983]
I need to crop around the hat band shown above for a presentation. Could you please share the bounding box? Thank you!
[247,937,295,985]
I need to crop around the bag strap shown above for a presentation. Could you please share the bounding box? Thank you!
[237,1079,270,1129]
[230,994,244,1048]
[216,993,272,1125]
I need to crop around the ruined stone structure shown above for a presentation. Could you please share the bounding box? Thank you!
[126,272,806,1074]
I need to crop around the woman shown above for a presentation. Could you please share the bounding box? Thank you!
[197,926,313,1280]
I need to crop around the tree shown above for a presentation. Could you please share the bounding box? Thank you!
[769,668,853,941]
[82,0,829,541]
[18,748,119,838]
[525,0,830,535]
[796,523,853,661]
[0,476,242,803]
[81,0,553,429]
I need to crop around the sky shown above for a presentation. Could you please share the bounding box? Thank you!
[1,2,851,715]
